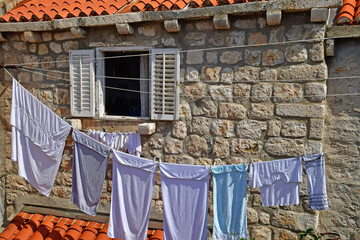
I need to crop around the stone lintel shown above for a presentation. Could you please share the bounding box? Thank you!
[116,23,134,35]
[266,10,281,26]
[0,32,7,41]
[23,31,42,42]
[213,14,230,30]
[70,26,86,38]
[164,20,180,33]
[0,0,342,32]
[310,8,329,22]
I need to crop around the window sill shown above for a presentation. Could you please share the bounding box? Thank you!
[98,115,150,122]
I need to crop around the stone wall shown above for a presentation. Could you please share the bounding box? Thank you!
[322,38,360,240]
[0,12,331,238]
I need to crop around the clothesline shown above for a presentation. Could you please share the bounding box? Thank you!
[9,67,360,99]
[5,33,360,67]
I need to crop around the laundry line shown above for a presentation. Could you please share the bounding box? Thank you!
[5,32,360,67]
[13,66,360,99]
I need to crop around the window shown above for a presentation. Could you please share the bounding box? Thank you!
[69,48,180,121]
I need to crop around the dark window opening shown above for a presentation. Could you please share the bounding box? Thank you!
[104,52,146,116]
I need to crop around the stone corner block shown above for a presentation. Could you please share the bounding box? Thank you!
[0,33,7,42]
[24,31,42,43]
[266,10,282,26]
[164,20,181,33]
[310,8,329,23]
[213,14,230,30]
[70,27,86,38]
[66,119,82,129]
[116,23,134,35]
[138,123,156,135]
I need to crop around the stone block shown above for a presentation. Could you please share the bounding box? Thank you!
[251,83,273,102]
[252,194,262,207]
[272,229,299,240]
[164,20,180,32]
[219,103,246,120]
[186,135,208,157]
[185,67,200,82]
[70,27,86,38]
[179,102,192,121]
[219,51,242,65]
[262,49,284,67]
[138,25,156,36]
[185,32,206,46]
[162,37,176,47]
[281,121,307,138]
[211,120,235,137]
[268,120,281,137]
[177,155,195,165]
[23,31,42,43]
[276,104,325,118]
[191,98,217,118]
[305,83,326,102]
[309,119,324,140]
[271,209,319,231]
[209,85,233,102]
[184,82,207,100]
[236,120,267,139]
[234,66,260,83]
[206,52,218,64]
[247,207,259,224]
[171,121,187,139]
[269,26,285,43]
[259,212,270,225]
[209,32,225,47]
[260,69,277,81]
[225,31,245,46]
[264,137,304,157]
[54,31,76,41]
[49,42,62,54]
[213,14,230,30]
[164,137,183,154]
[274,83,303,103]
[148,134,164,149]
[309,42,324,62]
[248,103,274,120]
[231,138,262,156]
[189,117,212,135]
[233,19,256,29]
[62,41,79,52]
[266,10,282,26]
[248,32,267,45]
[234,84,251,103]
[201,67,221,82]
[286,25,325,41]
[213,137,230,158]
[195,20,213,30]
[186,50,204,64]
[220,68,233,84]
[306,140,322,155]
[245,49,261,66]
[285,44,308,63]
[116,23,134,35]
[38,44,48,55]
[250,226,271,240]
[311,8,329,22]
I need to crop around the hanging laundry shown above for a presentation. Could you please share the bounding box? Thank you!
[160,163,210,240]
[249,157,302,207]
[10,78,71,197]
[303,153,329,210]
[107,150,158,240]
[126,132,141,157]
[72,129,111,216]
[212,164,249,240]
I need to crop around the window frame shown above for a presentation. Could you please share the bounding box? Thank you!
[95,46,152,120]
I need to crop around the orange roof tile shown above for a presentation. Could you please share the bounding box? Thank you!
[0,0,268,22]
[0,212,164,240]
[336,0,360,25]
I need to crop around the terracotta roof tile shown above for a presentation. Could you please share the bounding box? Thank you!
[336,0,360,25]
[0,212,163,240]
[0,0,268,22]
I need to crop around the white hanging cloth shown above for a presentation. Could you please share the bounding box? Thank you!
[10,78,71,196]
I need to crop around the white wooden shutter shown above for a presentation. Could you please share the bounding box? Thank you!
[150,49,180,121]
[69,50,95,117]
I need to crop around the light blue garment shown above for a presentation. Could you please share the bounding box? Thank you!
[72,130,111,216]
[212,164,249,240]
[303,153,328,210]
[249,157,302,206]
[160,163,210,240]
[108,150,158,240]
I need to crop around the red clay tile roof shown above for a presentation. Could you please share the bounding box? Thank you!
[0,211,164,240]
[336,0,360,24]
[0,0,267,23]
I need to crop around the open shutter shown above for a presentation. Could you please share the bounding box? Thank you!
[150,49,180,121]
[69,50,95,117]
